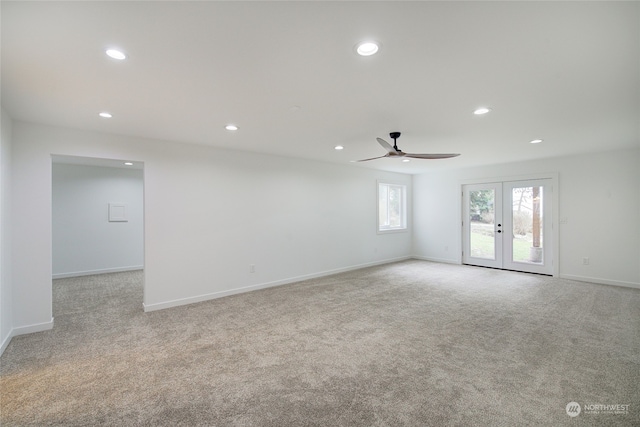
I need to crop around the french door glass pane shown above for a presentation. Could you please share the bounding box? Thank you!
[469,189,495,259]
[511,186,543,264]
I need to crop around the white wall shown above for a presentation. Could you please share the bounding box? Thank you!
[413,147,640,288]
[11,121,412,331]
[52,163,144,278]
[7,118,639,348]
[1,108,14,354]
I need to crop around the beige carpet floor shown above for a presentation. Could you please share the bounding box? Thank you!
[1,260,639,426]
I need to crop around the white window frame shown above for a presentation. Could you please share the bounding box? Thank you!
[377,181,407,233]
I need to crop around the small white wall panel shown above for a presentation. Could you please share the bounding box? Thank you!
[108,203,127,222]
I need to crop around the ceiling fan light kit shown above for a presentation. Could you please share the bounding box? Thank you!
[356,132,460,162]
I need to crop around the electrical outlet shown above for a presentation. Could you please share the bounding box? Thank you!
[249,264,255,273]
[582,257,589,265]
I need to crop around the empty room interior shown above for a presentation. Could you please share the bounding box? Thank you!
[1,1,639,426]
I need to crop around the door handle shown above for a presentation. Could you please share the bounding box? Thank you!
[497,230,502,233]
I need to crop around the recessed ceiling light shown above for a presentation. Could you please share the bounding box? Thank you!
[334,145,344,150]
[106,49,126,60]
[530,139,543,144]
[99,112,112,118]
[124,162,133,166]
[225,124,238,131]
[356,41,380,56]
[402,159,410,163]
[473,107,491,115]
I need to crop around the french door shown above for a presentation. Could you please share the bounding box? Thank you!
[462,179,553,275]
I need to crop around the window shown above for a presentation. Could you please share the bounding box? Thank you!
[378,182,407,232]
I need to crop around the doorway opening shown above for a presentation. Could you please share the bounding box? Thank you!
[51,155,145,319]
[462,178,556,276]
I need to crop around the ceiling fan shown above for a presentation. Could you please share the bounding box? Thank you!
[355,132,460,162]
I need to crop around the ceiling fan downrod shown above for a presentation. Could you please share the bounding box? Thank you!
[389,131,401,151]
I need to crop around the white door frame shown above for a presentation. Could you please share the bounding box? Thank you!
[50,155,146,316]
[459,172,559,277]
[462,182,503,269]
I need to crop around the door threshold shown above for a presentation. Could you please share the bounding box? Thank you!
[463,263,552,277]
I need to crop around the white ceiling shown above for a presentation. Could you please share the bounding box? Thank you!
[2,1,639,174]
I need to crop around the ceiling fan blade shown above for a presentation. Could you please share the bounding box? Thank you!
[404,153,461,159]
[376,138,397,154]
[354,154,390,162]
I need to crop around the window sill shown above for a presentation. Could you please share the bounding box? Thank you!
[377,228,408,235]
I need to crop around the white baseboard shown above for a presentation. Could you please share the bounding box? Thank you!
[143,256,411,312]
[411,255,460,265]
[0,330,14,356]
[53,265,143,279]
[1,317,55,356]
[13,317,54,335]
[559,274,640,290]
